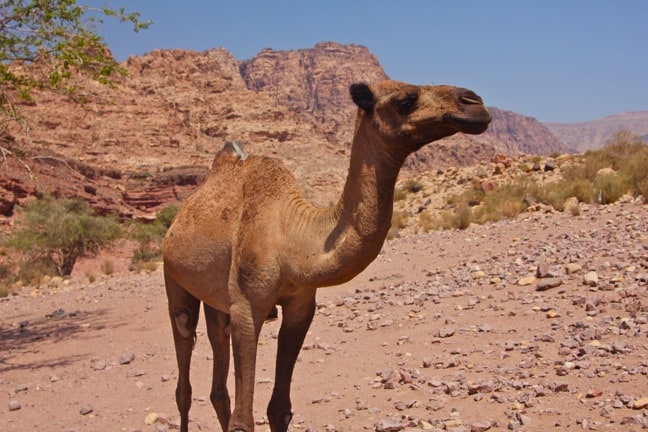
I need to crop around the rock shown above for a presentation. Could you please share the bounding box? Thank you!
[517,276,537,286]
[154,423,169,432]
[14,383,29,393]
[374,418,404,432]
[8,400,21,411]
[91,359,107,370]
[418,420,434,430]
[119,352,135,365]
[443,418,463,429]
[470,421,492,432]
[472,270,487,280]
[544,159,556,171]
[438,328,456,338]
[546,310,560,318]
[565,263,582,274]
[633,397,648,409]
[145,412,159,425]
[583,271,599,287]
[535,263,550,278]
[586,389,603,398]
[536,277,563,291]
[79,404,94,415]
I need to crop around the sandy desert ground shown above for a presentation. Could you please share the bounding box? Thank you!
[1,199,647,431]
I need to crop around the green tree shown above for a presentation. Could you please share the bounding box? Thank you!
[7,196,122,276]
[1,0,150,150]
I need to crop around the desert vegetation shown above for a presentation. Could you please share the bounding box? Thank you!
[0,199,177,296]
[3,197,121,286]
[128,204,178,270]
[392,131,647,235]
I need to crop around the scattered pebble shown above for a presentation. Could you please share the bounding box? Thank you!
[119,352,135,365]
[79,405,93,415]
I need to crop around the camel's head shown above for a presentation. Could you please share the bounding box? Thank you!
[350,80,491,152]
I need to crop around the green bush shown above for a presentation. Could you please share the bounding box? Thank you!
[6,197,121,277]
[129,205,179,264]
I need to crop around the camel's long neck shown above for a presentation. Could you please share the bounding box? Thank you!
[284,116,407,288]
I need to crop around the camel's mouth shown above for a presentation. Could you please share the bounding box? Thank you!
[443,88,492,135]
[444,112,492,135]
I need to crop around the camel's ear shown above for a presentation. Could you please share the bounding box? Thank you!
[350,83,376,112]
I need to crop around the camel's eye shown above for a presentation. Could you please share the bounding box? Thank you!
[396,93,418,115]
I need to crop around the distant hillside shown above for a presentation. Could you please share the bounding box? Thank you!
[546,111,648,152]
[0,42,582,220]
[478,107,569,156]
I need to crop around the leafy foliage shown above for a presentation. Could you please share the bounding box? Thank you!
[129,205,178,266]
[1,0,150,133]
[6,196,121,276]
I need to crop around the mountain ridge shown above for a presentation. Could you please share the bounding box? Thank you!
[1,42,641,221]
[545,111,648,152]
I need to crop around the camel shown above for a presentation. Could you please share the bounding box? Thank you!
[162,80,491,432]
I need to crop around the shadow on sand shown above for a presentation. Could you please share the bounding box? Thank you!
[0,307,125,373]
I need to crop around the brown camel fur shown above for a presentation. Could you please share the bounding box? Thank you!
[162,80,491,432]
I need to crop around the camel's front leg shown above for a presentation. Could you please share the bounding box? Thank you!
[267,291,316,432]
[228,300,265,432]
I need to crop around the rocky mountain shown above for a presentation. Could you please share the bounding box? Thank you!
[2,42,569,222]
[546,111,648,152]
[481,107,569,156]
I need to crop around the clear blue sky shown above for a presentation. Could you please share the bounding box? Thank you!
[98,1,648,124]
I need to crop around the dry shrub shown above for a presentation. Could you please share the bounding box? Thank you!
[393,188,407,201]
[594,173,628,204]
[0,282,9,298]
[17,257,58,286]
[417,210,436,232]
[621,143,648,200]
[392,210,409,229]
[401,179,424,193]
[100,259,115,275]
[421,204,473,231]
[447,189,484,207]
[387,209,409,239]
[134,261,157,273]
[0,262,13,297]
[452,203,473,230]
[565,130,647,202]
[473,180,529,224]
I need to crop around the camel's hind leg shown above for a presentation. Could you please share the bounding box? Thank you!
[204,304,232,430]
[267,291,316,432]
[165,275,201,432]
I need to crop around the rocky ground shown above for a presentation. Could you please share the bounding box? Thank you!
[1,199,647,431]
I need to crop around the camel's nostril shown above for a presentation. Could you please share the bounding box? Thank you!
[459,90,484,105]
